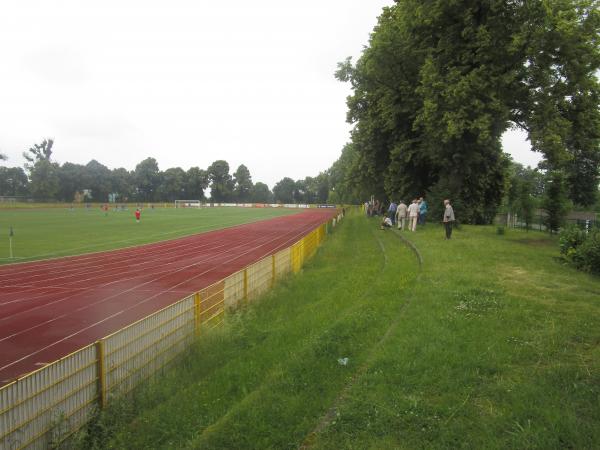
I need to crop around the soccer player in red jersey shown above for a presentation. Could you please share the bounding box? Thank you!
[135,208,141,223]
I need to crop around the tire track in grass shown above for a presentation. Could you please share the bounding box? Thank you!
[190,228,415,449]
[300,229,423,449]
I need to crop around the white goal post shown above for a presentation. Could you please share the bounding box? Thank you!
[174,199,202,208]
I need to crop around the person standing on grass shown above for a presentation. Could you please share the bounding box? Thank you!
[388,200,398,225]
[135,208,141,223]
[407,199,419,231]
[396,200,408,230]
[443,199,455,239]
[418,196,428,225]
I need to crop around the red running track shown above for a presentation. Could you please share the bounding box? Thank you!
[0,209,337,386]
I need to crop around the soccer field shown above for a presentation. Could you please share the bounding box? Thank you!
[0,206,300,264]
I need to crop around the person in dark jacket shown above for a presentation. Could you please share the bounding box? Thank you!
[443,199,455,239]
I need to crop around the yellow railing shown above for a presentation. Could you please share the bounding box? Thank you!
[0,213,343,449]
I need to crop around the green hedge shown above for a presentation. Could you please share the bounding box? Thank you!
[559,225,600,275]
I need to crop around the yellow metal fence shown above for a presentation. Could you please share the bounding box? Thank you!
[0,214,342,449]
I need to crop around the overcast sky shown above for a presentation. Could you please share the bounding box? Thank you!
[0,0,541,188]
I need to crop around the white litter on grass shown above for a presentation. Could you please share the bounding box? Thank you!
[337,357,349,366]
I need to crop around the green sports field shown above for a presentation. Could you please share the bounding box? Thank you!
[0,207,299,264]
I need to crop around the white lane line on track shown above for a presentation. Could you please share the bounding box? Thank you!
[0,213,313,312]
[0,237,233,306]
[0,238,253,331]
[0,215,307,300]
[0,215,331,375]
[0,215,327,342]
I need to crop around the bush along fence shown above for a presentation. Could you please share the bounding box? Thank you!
[0,211,344,450]
[559,224,600,276]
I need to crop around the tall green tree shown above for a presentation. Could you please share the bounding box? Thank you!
[250,182,272,203]
[336,0,600,222]
[328,143,364,204]
[111,168,134,202]
[542,170,571,234]
[0,167,29,196]
[23,139,54,170]
[273,177,296,203]
[157,167,186,201]
[185,167,209,200]
[207,160,233,202]
[29,160,60,200]
[233,164,253,202]
[85,160,112,202]
[24,139,59,200]
[504,161,539,230]
[134,157,161,202]
[57,162,88,201]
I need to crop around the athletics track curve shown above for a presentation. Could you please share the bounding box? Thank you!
[0,209,337,386]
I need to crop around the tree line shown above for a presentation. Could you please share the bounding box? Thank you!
[0,139,331,204]
[329,0,599,224]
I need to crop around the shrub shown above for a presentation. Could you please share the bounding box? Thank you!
[560,226,600,275]
[572,230,600,275]
[559,225,586,255]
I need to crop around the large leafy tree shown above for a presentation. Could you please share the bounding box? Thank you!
[57,162,88,201]
[85,160,112,202]
[328,143,364,204]
[0,167,29,196]
[542,170,571,233]
[250,182,272,203]
[233,164,253,202]
[111,168,134,202]
[207,160,233,202]
[336,0,600,222]
[29,160,60,200]
[23,139,54,170]
[24,139,60,200]
[273,177,296,203]
[185,167,209,200]
[157,167,186,201]
[134,157,161,202]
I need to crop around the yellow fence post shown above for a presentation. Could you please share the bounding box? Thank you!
[243,268,248,301]
[194,292,202,335]
[96,340,107,408]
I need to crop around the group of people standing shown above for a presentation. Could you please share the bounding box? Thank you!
[385,197,428,231]
[371,197,456,239]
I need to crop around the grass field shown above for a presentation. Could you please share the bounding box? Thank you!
[75,212,600,449]
[0,207,299,264]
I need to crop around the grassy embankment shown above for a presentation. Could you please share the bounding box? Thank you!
[0,207,297,264]
[76,213,600,449]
